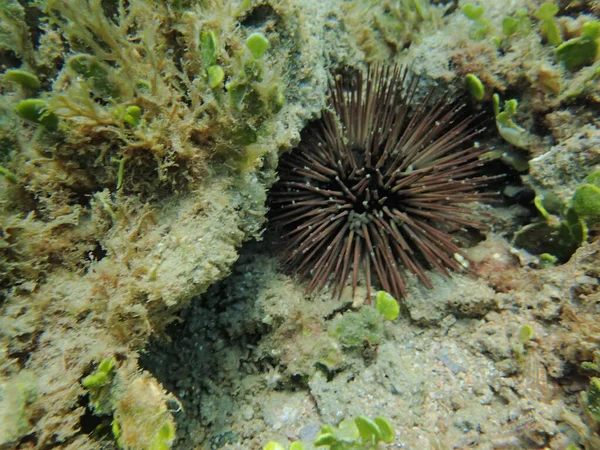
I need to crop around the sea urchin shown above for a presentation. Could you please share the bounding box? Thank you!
[269,65,495,301]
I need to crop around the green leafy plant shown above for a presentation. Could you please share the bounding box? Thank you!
[200,30,218,68]
[207,65,225,89]
[81,357,117,415]
[0,165,17,183]
[246,33,270,59]
[502,8,532,38]
[492,94,529,149]
[557,20,600,70]
[512,324,534,363]
[263,441,304,450]
[465,73,485,100]
[535,2,562,46]
[582,351,600,375]
[461,3,491,40]
[4,69,40,90]
[14,98,59,131]
[314,415,394,449]
[196,29,283,152]
[512,175,600,264]
[82,357,116,389]
[67,54,120,98]
[375,290,400,321]
[112,105,142,127]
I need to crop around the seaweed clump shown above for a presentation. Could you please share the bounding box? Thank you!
[0,0,305,448]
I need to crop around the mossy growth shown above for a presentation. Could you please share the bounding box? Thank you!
[2,0,288,211]
[585,378,600,422]
[113,377,177,450]
[81,360,177,450]
[0,371,38,447]
[329,306,383,348]
[582,351,600,375]
[343,0,443,60]
[573,184,600,221]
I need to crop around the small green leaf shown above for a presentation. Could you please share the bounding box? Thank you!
[582,21,600,39]
[82,357,116,388]
[519,324,534,343]
[502,17,519,36]
[492,93,500,116]
[246,33,270,59]
[469,18,491,40]
[227,81,248,108]
[462,4,484,21]
[373,417,394,443]
[465,73,485,100]
[268,84,285,113]
[113,106,142,127]
[81,372,109,389]
[535,3,558,21]
[232,124,257,145]
[505,99,518,116]
[112,420,121,441]
[201,30,218,68]
[557,37,598,70]
[540,253,558,268]
[15,99,59,131]
[207,65,225,89]
[124,106,142,127]
[136,79,151,92]
[149,420,176,450]
[376,290,400,321]
[313,433,335,446]
[335,419,359,441]
[289,442,304,450]
[541,19,562,45]
[68,54,108,79]
[263,443,285,450]
[534,195,550,220]
[0,166,17,183]
[4,69,41,89]
[355,415,382,444]
[97,357,116,374]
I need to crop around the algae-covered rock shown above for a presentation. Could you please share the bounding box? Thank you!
[0,0,338,447]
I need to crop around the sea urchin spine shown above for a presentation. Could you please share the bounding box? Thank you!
[269,65,495,301]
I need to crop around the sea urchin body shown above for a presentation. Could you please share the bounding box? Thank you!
[269,65,495,301]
